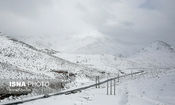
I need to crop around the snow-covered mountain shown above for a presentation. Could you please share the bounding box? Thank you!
[0,35,100,80]
[0,35,106,97]
[14,33,141,57]
[128,40,175,68]
[73,36,141,56]
[139,40,174,53]
[56,54,119,73]
[56,52,145,74]
[0,34,175,103]
[56,40,175,74]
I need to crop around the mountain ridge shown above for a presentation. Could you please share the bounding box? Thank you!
[0,35,100,80]
[140,40,175,53]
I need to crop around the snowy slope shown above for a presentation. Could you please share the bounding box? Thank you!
[56,53,140,74]
[1,37,175,104]
[19,67,175,105]
[74,36,141,56]
[15,33,141,56]
[0,35,102,80]
[128,40,175,68]
[56,53,118,72]
[0,62,48,79]
[13,32,104,54]
[0,35,107,98]
[56,40,175,74]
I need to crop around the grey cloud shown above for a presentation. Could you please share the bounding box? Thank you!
[0,0,175,49]
[0,0,51,18]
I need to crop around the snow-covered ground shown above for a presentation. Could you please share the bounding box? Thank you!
[20,69,175,105]
[0,34,175,105]
[56,40,175,73]
[0,35,101,80]
[0,35,102,97]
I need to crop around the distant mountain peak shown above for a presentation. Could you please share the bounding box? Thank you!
[141,40,174,52]
[151,40,172,47]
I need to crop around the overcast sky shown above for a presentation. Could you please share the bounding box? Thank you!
[0,0,175,49]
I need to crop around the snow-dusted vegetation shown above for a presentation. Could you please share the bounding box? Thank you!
[0,35,102,100]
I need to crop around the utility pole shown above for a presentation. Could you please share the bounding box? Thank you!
[107,79,109,95]
[98,76,100,88]
[96,76,100,88]
[114,79,116,95]
[110,80,112,95]
[118,71,120,82]
[131,70,133,79]
[96,76,97,88]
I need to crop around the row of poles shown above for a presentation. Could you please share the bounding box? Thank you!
[106,76,119,95]
[95,70,135,95]
[95,73,120,95]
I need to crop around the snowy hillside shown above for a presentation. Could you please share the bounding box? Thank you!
[0,35,107,99]
[128,40,175,68]
[56,53,138,74]
[15,34,141,56]
[1,34,175,104]
[73,36,141,56]
[56,54,118,72]
[0,35,101,79]
[0,35,107,96]
[56,40,175,74]
[19,66,175,105]
[0,62,48,79]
